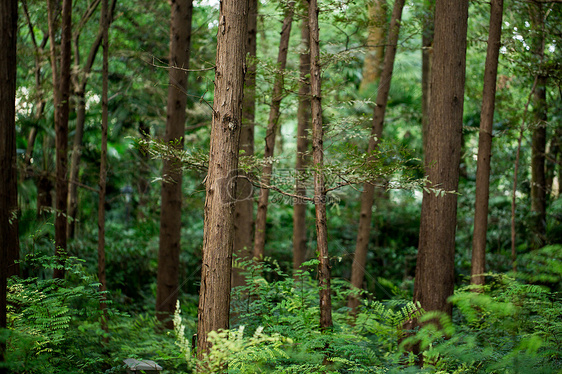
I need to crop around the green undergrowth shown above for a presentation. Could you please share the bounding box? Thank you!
[2,248,561,373]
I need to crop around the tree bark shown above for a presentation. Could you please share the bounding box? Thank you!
[48,0,72,279]
[309,0,332,331]
[197,0,249,356]
[359,0,386,93]
[471,0,503,287]
[421,0,434,155]
[68,0,117,238]
[293,4,311,273]
[348,0,405,315]
[529,2,547,249]
[98,0,110,336]
[253,2,295,260]
[232,0,257,288]
[156,0,193,329]
[413,0,468,317]
[1,0,19,368]
[0,0,19,373]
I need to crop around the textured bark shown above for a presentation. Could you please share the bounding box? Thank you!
[68,0,117,238]
[98,0,110,335]
[530,2,547,249]
[156,0,193,329]
[413,0,468,317]
[293,6,311,272]
[253,3,295,260]
[48,0,72,279]
[232,0,257,288]
[471,0,503,287]
[421,0,434,155]
[359,0,386,93]
[197,0,249,356]
[348,0,405,314]
[1,0,19,368]
[309,0,332,331]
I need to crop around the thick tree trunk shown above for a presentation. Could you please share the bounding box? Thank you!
[348,0,405,314]
[359,0,386,93]
[421,0,434,155]
[413,0,468,317]
[253,3,294,260]
[1,0,19,369]
[48,0,72,279]
[98,0,110,336]
[232,0,258,288]
[309,0,332,331]
[156,0,193,329]
[68,0,117,238]
[293,6,311,273]
[197,0,249,356]
[471,0,503,287]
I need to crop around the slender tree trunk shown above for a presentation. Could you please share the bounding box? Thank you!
[197,0,249,356]
[511,78,538,272]
[421,0,434,155]
[1,0,19,367]
[48,0,72,279]
[232,0,258,288]
[413,0,468,317]
[470,0,503,287]
[156,0,193,329]
[308,0,332,331]
[98,0,110,336]
[348,0,405,315]
[253,3,295,260]
[68,0,117,238]
[293,5,311,272]
[530,2,547,249]
[359,0,386,94]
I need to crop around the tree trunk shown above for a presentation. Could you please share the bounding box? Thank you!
[309,0,332,331]
[48,0,72,279]
[253,3,295,260]
[232,0,258,288]
[348,0,405,315]
[98,0,110,336]
[413,0,468,317]
[359,0,386,94]
[293,5,311,273]
[421,0,434,155]
[197,0,249,356]
[156,0,193,329]
[68,0,117,238]
[529,2,547,249]
[1,0,19,369]
[471,0,503,287]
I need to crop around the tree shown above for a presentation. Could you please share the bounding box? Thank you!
[253,2,295,260]
[156,0,194,330]
[309,0,332,331]
[47,0,73,279]
[471,0,504,286]
[197,0,249,356]
[1,0,19,369]
[292,0,311,272]
[68,0,118,238]
[413,0,469,316]
[232,0,258,288]
[359,0,386,94]
[421,0,434,154]
[98,0,110,335]
[348,0,406,314]
[529,1,547,249]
